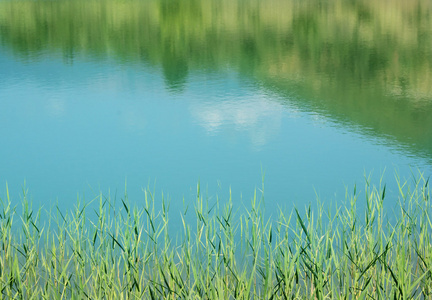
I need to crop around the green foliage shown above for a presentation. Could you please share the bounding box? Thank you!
[0,174,431,299]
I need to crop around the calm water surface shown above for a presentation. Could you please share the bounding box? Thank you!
[0,0,431,218]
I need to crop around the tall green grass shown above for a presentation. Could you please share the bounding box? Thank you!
[1,175,431,299]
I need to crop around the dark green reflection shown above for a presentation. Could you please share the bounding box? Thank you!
[1,0,431,157]
[162,52,188,93]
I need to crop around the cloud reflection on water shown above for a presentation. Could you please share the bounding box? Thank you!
[189,91,283,149]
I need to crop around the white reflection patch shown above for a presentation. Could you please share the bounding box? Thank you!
[190,92,284,148]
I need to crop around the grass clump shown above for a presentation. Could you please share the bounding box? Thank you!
[0,175,432,299]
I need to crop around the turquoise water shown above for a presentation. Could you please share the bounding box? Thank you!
[0,0,431,217]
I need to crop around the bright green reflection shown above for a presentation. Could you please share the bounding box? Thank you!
[1,0,431,156]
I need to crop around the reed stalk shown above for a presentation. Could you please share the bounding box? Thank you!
[0,175,431,299]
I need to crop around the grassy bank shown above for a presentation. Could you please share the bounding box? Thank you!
[1,176,431,299]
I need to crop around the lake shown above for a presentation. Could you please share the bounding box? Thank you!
[0,0,431,219]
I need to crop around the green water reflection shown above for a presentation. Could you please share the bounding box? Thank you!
[1,0,431,157]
